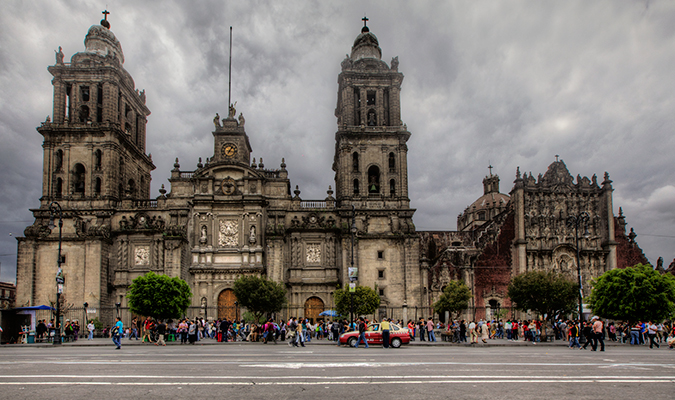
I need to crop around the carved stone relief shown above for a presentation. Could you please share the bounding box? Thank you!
[218,220,238,247]
[135,245,150,265]
[306,243,321,264]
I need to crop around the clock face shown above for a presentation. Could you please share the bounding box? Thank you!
[222,143,238,159]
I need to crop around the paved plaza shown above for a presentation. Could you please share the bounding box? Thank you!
[0,339,673,399]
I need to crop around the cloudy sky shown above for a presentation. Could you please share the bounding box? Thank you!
[1,0,674,282]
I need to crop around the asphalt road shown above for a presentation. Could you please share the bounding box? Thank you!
[0,340,673,399]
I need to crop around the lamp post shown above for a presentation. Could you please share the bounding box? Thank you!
[83,302,88,337]
[48,201,64,345]
[349,205,357,328]
[566,211,590,326]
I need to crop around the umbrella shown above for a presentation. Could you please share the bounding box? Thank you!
[319,310,339,317]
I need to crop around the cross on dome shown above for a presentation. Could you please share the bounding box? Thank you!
[361,16,369,33]
[101,9,111,29]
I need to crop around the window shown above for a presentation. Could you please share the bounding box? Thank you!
[379,288,385,296]
[353,179,360,195]
[78,105,89,123]
[368,166,380,194]
[389,179,395,196]
[55,178,63,197]
[378,269,385,279]
[59,255,66,264]
[96,83,103,122]
[354,88,361,125]
[54,149,63,171]
[94,177,102,196]
[128,179,136,198]
[73,163,86,194]
[352,152,359,172]
[94,149,102,170]
[477,211,487,221]
[378,251,384,260]
[367,91,376,106]
[388,152,395,172]
[80,85,90,102]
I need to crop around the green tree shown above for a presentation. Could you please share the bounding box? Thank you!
[126,272,192,320]
[433,280,472,319]
[507,271,578,320]
[588,263,675,322]
[334,285,381,317]
[232,275,287,323]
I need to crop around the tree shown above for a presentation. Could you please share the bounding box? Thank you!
[334,285,381,317]
[433,280,472,319]
[507,271,577,320]
[232,275,287,323]
[126,272,192,320]
[588,263,675,322]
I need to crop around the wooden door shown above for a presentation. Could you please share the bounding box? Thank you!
[304,297,324,323]
[218,289,238,321]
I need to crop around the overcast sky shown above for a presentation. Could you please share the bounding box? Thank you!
[1,0,674,283]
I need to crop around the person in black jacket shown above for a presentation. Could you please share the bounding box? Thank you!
[581,321,594,350]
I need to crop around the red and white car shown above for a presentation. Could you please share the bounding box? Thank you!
[339,322,411,348]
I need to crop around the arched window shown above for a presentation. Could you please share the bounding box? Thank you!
[352,152,359,172]
[389,179,396,196]
[353,179,360,195]
[368,165,380,194]
[54,149,63,171]
[94,177,102,196]
[388,152,396,172]
[118,183,124,199]
[94,150,102,170]
[55,178,63,198]
[73,163,86,194]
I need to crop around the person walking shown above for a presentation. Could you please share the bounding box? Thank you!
[426,317,437,342]
[647,321,660,349]
[112,317,123,350]
[568,320,580,349]
[381,318,391,348]
[581,321,594,350]
[480,320,490,343]
[469,321,477,343]
[354,317,369,348]
[155,320,167,346]
[87,320,95,340]
[592,317,605,351]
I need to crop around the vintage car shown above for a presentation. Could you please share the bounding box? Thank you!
[339,322,411,348]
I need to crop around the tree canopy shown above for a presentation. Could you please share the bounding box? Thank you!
[126,272,192,320]
[507,270,578,320]
[588,263,675,322]
[334,285,381,317]
[232,275,287,323]
[433,280,472,319]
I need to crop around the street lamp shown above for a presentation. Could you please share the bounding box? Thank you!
[48,201,64,345]
[115,302,121,320]
[349,205,357,329]
[566,211,590,326]
[83,302,88,337]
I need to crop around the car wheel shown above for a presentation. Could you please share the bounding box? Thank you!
[391,337,402,348]
[347,337,357,347]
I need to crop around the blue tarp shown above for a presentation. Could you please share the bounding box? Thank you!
[319,310,339,317]
[13,305,54,311]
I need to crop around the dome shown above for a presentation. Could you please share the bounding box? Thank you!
[83,24,125,64]
[468,192,510,212]
[350,27,382,61]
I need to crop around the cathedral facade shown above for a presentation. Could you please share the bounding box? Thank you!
[16,17,647,324]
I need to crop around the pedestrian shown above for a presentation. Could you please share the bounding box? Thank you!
[178,319,189,344]
[155,320,167,346]
[647,321,660,349]
[112,317,123,350]
[418,318,426,341]
[591,316,605,351]
[354,317,369,348]
[469,320,477,343]
[87,320,95,340]
[381,318,391,348]
[427,317,437,342]
[130,317,138,340]
[581,321,593,350]
[568,320,580,349]
[480,320,490,343]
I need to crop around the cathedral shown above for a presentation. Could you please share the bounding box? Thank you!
[15,15,648,325]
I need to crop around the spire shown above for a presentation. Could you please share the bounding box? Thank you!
[101,9,110,29]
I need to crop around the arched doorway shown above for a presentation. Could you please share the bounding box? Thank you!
[218,289,238,321]
[304,297,324,323]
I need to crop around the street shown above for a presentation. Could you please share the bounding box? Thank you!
[0,340,673,399]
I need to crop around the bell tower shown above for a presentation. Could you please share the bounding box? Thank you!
[39,11,154,207]
[332,19,411,211]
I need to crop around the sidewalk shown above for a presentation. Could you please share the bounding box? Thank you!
[4,336,632,348]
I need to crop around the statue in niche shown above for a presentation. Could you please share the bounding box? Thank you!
[200,225,208,244]
[228,101,237,118]
[139,90,146,104]
[367,110,377,126]
[249,225,256,245]
[238,113,245,127]
[55,46,64,64]
[213,113,221,128]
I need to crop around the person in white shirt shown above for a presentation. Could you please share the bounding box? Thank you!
[87,320,95,340]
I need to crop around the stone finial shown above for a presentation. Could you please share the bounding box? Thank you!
[251,158,257,169]
[258,158,264,169]
[172,158,180,171]
[197,157,203,168]
[148,153,152,160]
[516,166,521,179]
[158,184,167,198]
[293,185,301,198]
[280,158,286,170]
[327,185,333,197]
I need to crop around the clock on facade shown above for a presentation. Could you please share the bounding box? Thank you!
[221,143,238,159]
